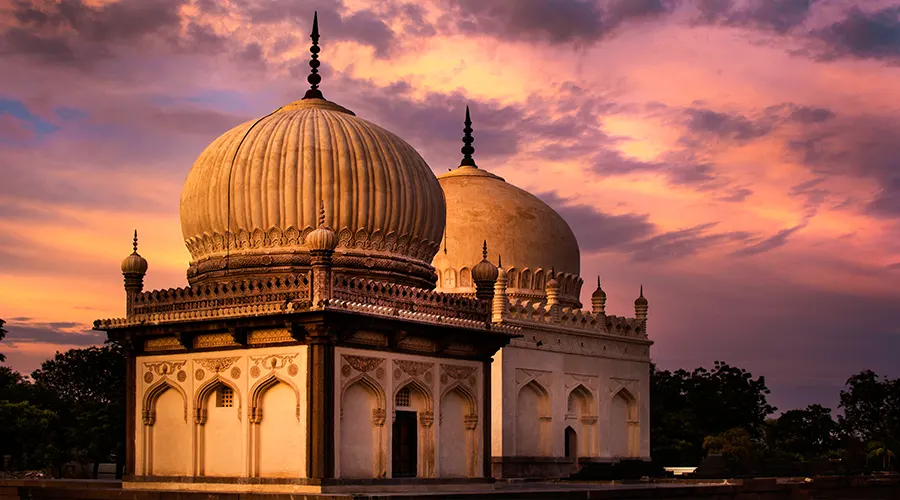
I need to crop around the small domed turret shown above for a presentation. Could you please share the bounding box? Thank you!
[591,276,606,314]
[472,240,499,283]
[634,285,648,322]
[121,230,148,276]
[307,202,338,252]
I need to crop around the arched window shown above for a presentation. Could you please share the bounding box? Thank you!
[395,386,411,408]
[216,386,234,408]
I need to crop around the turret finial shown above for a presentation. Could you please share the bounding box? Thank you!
[303,11,324,100]
[597,275,601,288]
[482,239,488,259]
[460,105,477,167]
[498,255,502,268]
[318,200,326,228]
[132,229,138,253]
[640,284,644,297]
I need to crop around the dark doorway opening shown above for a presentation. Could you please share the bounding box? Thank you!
[565,426,577,460]
[392,410,417,477]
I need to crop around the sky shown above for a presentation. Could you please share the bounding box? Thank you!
[1,0,899,414]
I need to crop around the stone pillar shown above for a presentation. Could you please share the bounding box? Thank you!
[305,324,335,480]
[546,271,561,322]
[491,266,508,323]
[482,358,492,478]
[308,202,338,308]
[122,334,137,478]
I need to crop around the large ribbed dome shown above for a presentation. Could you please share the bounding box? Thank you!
[433,165,583,307]
[181,98,446,287]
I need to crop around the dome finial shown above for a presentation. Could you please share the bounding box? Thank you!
[482,239,488,260]
[132,229,139,254]
[303,11,324,100]
[318,199,326,228]
[597,275,601,287]
[498,254,502,268]
[640,284,644,297]
[460,105,477,167]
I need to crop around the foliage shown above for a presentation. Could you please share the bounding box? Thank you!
[650,361,776,466]
[0,318,6,362]
[0,400,58,470]
[765,404,837,460]
[702,427,760,474]
[866,441,896,471]
[837,370,900,468]
[30,343,127,478]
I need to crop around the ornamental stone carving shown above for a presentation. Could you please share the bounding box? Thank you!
[441,364,477,388]
[343,355,384,374]
[395,359,433,378]
[196,356,240,373]
[230,367,241,379]
[250,353,299,370]
[144,360,186,377]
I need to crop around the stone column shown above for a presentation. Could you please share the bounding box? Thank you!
[306,324,335,479]
[308,202,338,308]
[545,271,561,322]
[491,266,508,323]
[481,358,492,478]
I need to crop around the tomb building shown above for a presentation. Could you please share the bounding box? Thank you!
[95,15,517,494]
[433,108,652,478]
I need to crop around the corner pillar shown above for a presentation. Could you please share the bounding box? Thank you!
[305,324,335,479]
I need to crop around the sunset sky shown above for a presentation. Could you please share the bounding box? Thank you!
[1,0,899,413]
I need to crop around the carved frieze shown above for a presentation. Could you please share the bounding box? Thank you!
[250,353,299,370]
[143,360,186,377]
[248,328,294,345]
[194,333,240,349]
[144,337,184,352]
[565,373,599,391]
[196,356,240,374]
[440,364,477,388]
[397,336,435,352]
[395,360,433,379]
[345,330,388,347]
[343,354,384,374]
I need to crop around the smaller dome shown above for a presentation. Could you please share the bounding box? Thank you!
[546,271,560,290]
[121,231,148,275]
[307,203,338,252]
[635,286,648,306]
[472,241,499,283]
[592,276,606,299]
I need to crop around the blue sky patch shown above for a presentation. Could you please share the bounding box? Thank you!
[0,98,61,139]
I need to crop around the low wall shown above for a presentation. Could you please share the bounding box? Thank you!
[0,475,898,500]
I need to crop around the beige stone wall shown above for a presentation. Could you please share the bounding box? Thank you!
[492,334,650,460]
[135,341,308,478]
[334,347,483,479]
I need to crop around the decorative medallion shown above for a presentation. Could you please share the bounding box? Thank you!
[288,363,299,377]
[393,368,402,379]
[375,366,385,379]
[343,354,384,374]
[440,373,449,385]
[249,353,299,370]
[143,372,153,384]
[341,364,352,377]
[144,360,187,376]
[441,364,477,387]
[467,375,476,387]
[196,356,240,373]
[177,370,187,383]
[250,366,261,378]
[195,368,205,381]
[424,371,433,384]
[230,367,241,379]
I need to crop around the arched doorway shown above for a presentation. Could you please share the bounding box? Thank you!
[564,426,577,460]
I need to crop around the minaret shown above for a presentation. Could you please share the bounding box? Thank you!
[634,285,649,323]
[121,230,148,318]
[545,268,561,321]
[591,276,607,315]
[308,201,338,307]
[492,255,508,323]
[303,11,324,100]
[472,240,498,302]
[460,105,477,167]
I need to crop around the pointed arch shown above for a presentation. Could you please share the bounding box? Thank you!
[515,379,551,457]
[142,377,188,424]
[439,382,480,478]
[566,384,594,415]
[340,374,387,478]
[250,371,301,422]
[517,379,551,416]
[610,387,639,458]
[342,373,387,410]
[459,267,472,288]
[520,268,532,290]
[194,374,242,424]
[440,381,477,415]
[533,269,545,290]
[394,378,433,411]
[507,268,519,288]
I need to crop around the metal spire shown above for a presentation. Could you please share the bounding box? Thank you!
[482,239,488,259]
[460,105,477,167]
[132,230,139,253]
[303,11,324,100]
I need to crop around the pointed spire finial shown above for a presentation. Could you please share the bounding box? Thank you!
[597,275,601,288]
[318,200,326,228]
[132,230,139,253]
[460,105,477,167]
[640,284,644,297]
[482,239,488,260]
[498,255,502,268]
[303,11,324,100]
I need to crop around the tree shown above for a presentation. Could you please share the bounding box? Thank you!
[0,365,31,403]
[0,400,57,471]
[651,361,776,466]
[702,427,760,474]
[30,343,126,478]
[0,318,7,362]
[768,404,837,460]
[837,370,900,471]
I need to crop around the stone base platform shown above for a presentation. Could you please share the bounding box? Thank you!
[2,475,900,500]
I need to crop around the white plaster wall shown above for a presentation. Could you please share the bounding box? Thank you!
[135,343,308,479]
[334,347,484,479]
[494,333,651,460]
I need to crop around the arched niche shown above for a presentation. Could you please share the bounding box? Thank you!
[141,378,190,476]
[515,379,551,457]
[459,267,472,288]
[439,383,479,478]
[520,269,532,290]
[609,388,639,458]
[340,375,387,479]
[248,373,304,478]
[566,384,597,457]
[194,376,242,477]
[392,379,435,478]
